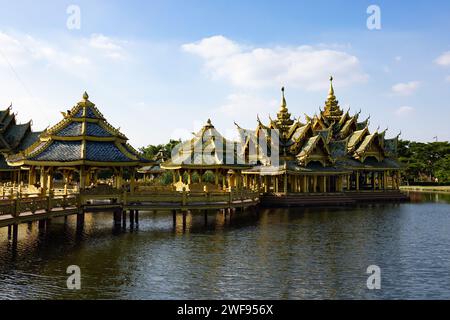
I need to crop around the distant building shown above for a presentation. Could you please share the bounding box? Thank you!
[0,106,41,183]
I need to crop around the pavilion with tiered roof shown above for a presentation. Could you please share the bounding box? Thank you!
[6,92,151,194]
[162,119,251,191]
[235,77,403,194]
[0,105,42,184]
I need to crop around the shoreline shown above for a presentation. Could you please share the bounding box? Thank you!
[400,186,450,193]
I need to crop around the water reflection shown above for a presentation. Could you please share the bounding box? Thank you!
[1,193,450,299]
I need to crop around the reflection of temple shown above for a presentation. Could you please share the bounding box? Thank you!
[235,77,403,194]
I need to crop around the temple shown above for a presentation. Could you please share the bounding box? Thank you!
[6,92,151,194]
[234,77,403,196]
[0,106,41,183]
[162,119,251,191]
[0,77,405,205]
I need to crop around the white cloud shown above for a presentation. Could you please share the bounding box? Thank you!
[435,51,450,67]
[218,92,277,118]
[445,75,450,82]
[391,81,420,96]
[182,35,368,91]
[89,34,126,60]
[395,56,402,62]
[0,31,127,75]
[395,106,414,116]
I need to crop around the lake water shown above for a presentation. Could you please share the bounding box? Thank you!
[1,192,450,300]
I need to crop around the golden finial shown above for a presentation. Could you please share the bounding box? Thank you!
[328,76,335,97]
[280,87,287,111]
[83,91,89,100]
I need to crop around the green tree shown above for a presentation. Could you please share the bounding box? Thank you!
[398,140,450,183]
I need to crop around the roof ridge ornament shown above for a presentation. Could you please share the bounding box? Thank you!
[321,76,344,122]
[280,87,287,111]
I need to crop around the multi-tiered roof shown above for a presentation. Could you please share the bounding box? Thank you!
[236,77,402,174]
[162,119,250,170]
[0,106,41,170]
[7,92,149,167]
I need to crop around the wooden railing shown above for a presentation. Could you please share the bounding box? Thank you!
[79,188,260,208]
[0,194,79,218]
[0,189,259,220]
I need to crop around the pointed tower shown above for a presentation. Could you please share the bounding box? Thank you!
[276,87,294,125]
[321,76,343,122]
[274,87,294,139]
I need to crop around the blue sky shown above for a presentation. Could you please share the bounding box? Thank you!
[0,0,449,147]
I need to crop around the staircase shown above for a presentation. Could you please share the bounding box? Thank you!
[261,190,409,207]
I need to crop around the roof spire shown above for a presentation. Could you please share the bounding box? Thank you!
[83,91,89,101]
[280,87,287,111]
[205,118,214,128]
[328,76,335,99]
[321,75,343,121]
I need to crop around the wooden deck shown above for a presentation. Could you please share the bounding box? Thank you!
[0,189,260,229]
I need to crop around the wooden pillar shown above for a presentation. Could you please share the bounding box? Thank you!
[113,209,122,227]
[79,166,86,190]
[40,167,48,194]
[385,171,389,190]
[12,224,18,243]
[76,210,85,228]
[47,168,54,193]
[28,167,36,186]
[122,210,127,227]
[221,173,225,189]
[182,211,187,231]
[130,168,136,194]
[215,169,219,186]
[172,171,177,184]
[395,171,400,189]
[283,174,288,194]
[129,210,135,225]
[313,176,317,193]
[172,210,177,228]
[275,176,279,193]
[38,219,46,229]
[135,210,139,224]
[7,225,12,240]
[356,171,360,191]
[264,176,268,193]
[118,167,124,189]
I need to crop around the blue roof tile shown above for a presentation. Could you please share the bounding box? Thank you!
[57,122,82,136]
[86,122,112,137]
[31,141,82,161]
[86,141,132,162]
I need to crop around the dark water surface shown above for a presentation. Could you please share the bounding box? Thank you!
[1,192,450,299]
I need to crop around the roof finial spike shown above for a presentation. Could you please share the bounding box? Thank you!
[328,75,334,96]
[280,86,287,111]
[83,91,89,100]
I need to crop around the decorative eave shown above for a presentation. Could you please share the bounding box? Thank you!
[6,92,148,167]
